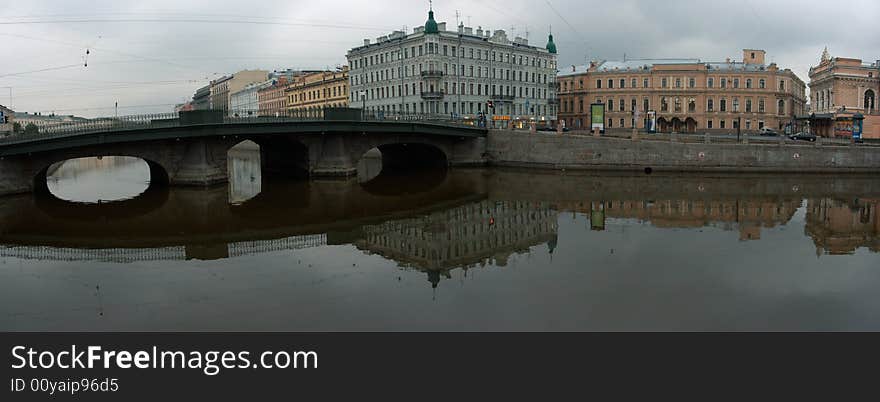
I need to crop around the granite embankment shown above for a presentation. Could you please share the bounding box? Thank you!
[487,130,880,173]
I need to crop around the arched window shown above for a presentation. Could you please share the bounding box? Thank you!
[777,99,785,115]
[759,79,766,89]
[674,97,682,113]
[661,97,669,112]
[746,79,753,89]
[688,98,696,112]
[865,90,875,110]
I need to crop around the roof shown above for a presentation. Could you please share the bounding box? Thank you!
[559,58,774,76]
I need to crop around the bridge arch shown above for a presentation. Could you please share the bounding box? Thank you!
[34,155,169,199]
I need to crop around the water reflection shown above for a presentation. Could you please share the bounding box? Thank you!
[46,156,149,203]
[806,198,880,255]
[2,168,880,331]
[228,141,262,205]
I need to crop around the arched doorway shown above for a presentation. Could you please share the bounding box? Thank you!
[657,117,669,133]
[671,117,683,133]
[685,118,697,133]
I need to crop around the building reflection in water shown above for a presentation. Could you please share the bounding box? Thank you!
[354,200,559,288]
[559,199,801,241]
[46,156,149,203]
[806,198,880,255]
[227,141,262,205]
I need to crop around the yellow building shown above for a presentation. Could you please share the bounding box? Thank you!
[286,68,350,117]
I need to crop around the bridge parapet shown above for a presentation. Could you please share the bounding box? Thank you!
[0,109,484,146]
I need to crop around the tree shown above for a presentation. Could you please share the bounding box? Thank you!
[24,123,39,135]
[12,122,21,133]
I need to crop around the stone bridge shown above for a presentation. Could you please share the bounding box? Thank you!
[0,111,488,195]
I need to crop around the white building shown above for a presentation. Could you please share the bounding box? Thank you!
[230,80,273,116]
[346,7,558,128]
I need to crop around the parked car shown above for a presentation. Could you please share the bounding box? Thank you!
[759,127,778,136]
[789,132,817,142]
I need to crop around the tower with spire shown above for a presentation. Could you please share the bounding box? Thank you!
[546,27,557,54]
[424,1,439,34]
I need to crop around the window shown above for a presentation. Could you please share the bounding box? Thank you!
[607,99,613,111]
[720,99,727,112]
[720,120,726,129]
[746,79,752,89]
[608,79,614,89]
[661,97,669,112]
[675,78,682,88]
[643,78,649,88]
[708,120,713,129]
[662,78,668,88]
[596,80,602,89]
[733,78,739,88]
[631,99,637,111]
[620,79,626,88]
[746,99,752,112]
[619,99,624,112]
[779,80,785,91]
[674,97,682,113]
[707,99,714,112]
[759,79,765,89]
[777,99,785,115]
[759,99,765,113]
[688,78,695,88]
[688,98,696,112]
[643,98,649,112]
[708,77,714,88]
[721,78,727,89]
[631,78,637,88]
[733,98,740,112]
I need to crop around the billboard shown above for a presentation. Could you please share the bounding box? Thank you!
[590,103,605,132]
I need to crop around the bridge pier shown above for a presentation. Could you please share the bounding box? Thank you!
[307,136,359,177]
[167,139,229,186]
[0,157,36,195]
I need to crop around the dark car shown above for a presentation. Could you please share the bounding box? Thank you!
[759,127,779,136]
[789,132,817,142]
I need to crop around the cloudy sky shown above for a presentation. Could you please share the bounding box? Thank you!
[1,0,877,117]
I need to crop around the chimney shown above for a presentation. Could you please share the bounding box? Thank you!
[364,39,371,46]
[476,27,483,36]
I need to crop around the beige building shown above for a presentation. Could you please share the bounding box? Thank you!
[257,77,292,117]
[558,49,807,134]
[286,68,350,117]
[807,48,879,139]
[209,70,269,113]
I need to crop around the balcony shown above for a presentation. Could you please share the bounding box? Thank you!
[420,70,444,78]
[420,91,445,100]
[491,94,515,101]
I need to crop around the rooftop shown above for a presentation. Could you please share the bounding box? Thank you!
[560,58,778,76]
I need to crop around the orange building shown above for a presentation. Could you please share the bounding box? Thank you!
[807,48,879,139]
[558,49,807,134]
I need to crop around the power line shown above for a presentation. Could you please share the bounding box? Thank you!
[0,64,83,79]
[0,18,394,32]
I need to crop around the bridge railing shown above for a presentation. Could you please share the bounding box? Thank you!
[0,109,482,145]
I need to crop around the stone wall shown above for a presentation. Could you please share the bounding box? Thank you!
[487,131,880,173]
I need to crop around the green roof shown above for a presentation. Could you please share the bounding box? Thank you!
[546,34,557,54]
[424,10,439,34]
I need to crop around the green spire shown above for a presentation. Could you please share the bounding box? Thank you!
[546,33,557,54]
[424,6,439,34]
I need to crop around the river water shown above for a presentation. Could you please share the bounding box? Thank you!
[1,145,878,331]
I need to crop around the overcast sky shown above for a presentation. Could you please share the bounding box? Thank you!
[1,0,877,117]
